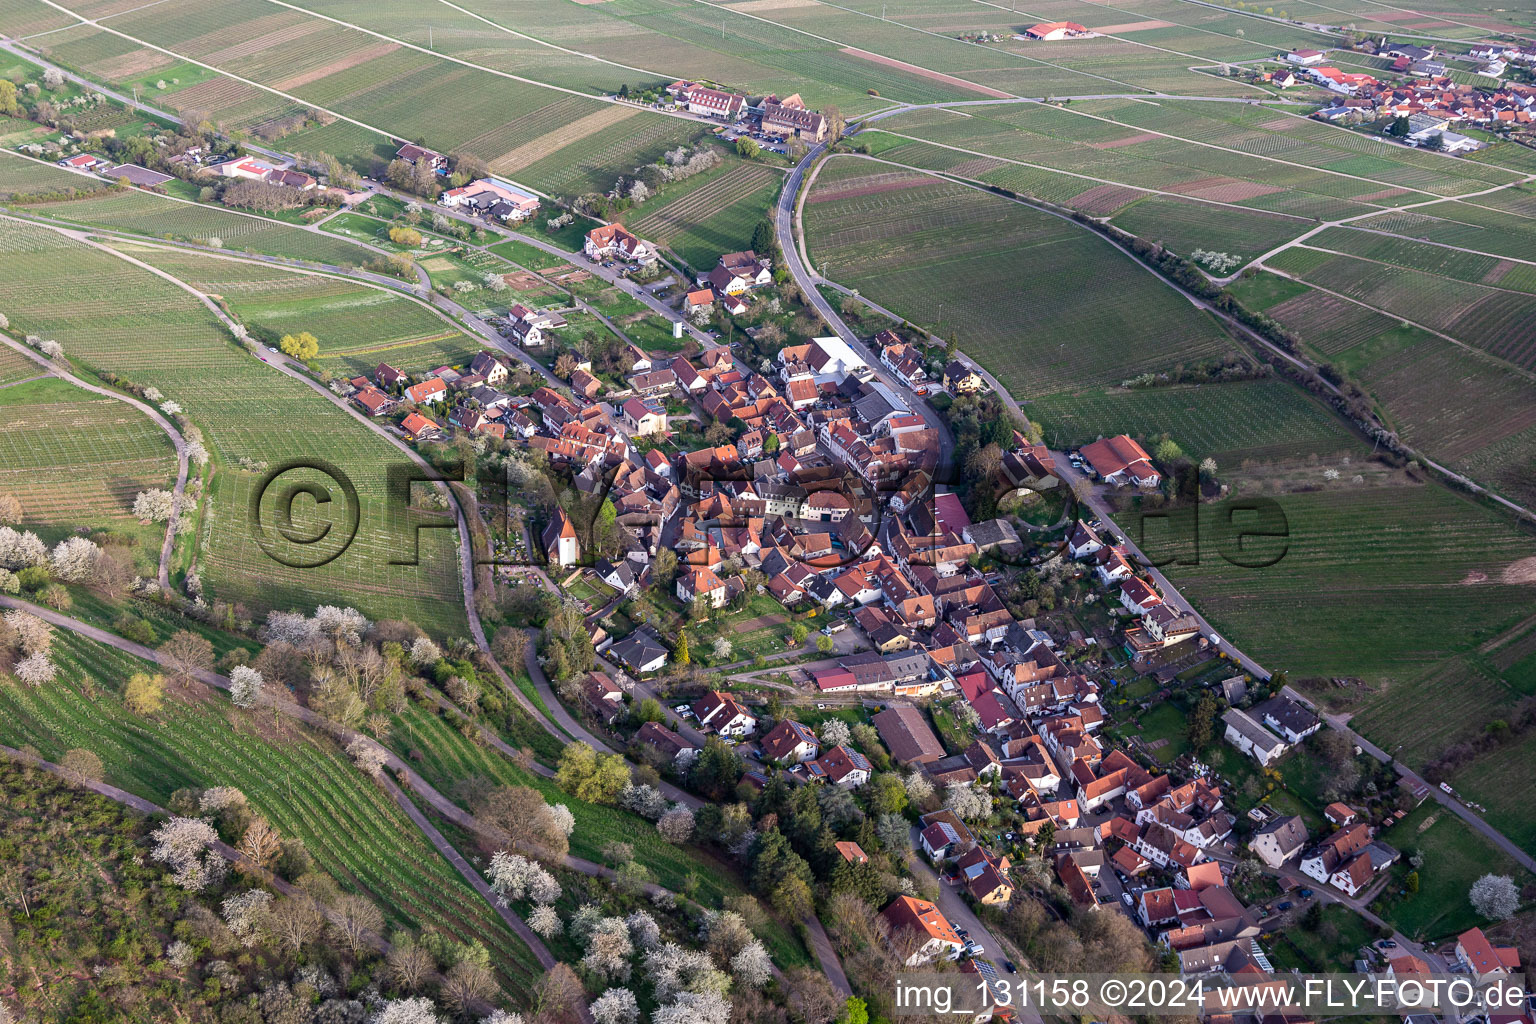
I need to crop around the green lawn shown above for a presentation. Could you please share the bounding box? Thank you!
[804,157,1231,399]
[1370,802,1536,942]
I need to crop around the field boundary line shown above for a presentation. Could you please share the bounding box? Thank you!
[0,326,188,590]
[1335,220,1536,272]
[864,126,1317,219]
[1255,258,1536,386]
[863,101,1526,207]
[1291,240,1536,303]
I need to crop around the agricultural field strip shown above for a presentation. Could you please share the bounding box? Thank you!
[346,0,680,86]
[872,103,1528,207]
[1175,0,1529,45]
[22,0,698,189]
[900,0,1283,83]
[681,0,1148,95]
[1257,255,1536,386]
[868,127,1318,218]
[1295,239,1536,308]
[0,218,469,631]
[17,0,423,148]
[787,0,1271,92]
[1331,221,1536,275]
[98,238,479,350]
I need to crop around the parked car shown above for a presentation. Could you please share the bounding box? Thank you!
[1121,892,1132,907]
[1277,901,1293,911]
[1381,940,1398,949]
[1004,961,1017,974]
[1299,889,1314,898]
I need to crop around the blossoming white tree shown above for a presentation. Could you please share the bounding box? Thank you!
[229,666,264,708]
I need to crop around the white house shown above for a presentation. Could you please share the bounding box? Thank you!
[692,690,757,736]
[1222,709,1288,766]
[1249,815,1308,869]
[1285,48,1328,65]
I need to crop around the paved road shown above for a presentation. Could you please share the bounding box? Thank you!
[776,144,956,474]
[0,327,188,591]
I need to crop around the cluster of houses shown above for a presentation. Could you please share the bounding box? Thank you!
[1249,801,1400,898]
[1285,43,1536,149]
[1221,694,1321,767]
[875,330,990,400]
[686,249,774,318]
[209,155,319,191]
[664,81,831,142]
[338,346,557,442]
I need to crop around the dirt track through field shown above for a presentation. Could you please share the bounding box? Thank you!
[806,174,924,203]
[838,47,1014,98]
[88,47,174,81]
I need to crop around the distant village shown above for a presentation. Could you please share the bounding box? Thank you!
[1278,39,1536,151]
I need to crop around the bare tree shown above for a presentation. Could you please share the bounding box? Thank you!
[267,894,325,954]
[236,818,283,873]
[441,958,495,1014]
[386,934,434,992]
[331,893,384,958]
[159,630,214,685]
[59,748,103,785]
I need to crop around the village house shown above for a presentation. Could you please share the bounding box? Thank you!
[881,896,963,964]
[679,85,747,120]
[1222,708,1288,766]
[584,223,655,263]
[1080,434,1161,488]
[405,378,446,405]
[1254,695,1321,744]
[622,397,667,437]
[760,719,819,763]
[1455,927,1521,982]
[691,690,757,737]
[700,250,772,295]
[637,720,694,763]
[579,671,626,725]
[438,177,540,221]
[1249,815,1309,869]
[808,745,872,787]
[676,565,728,609]
[400,412,442,442]
[396,142,448,171]
[761,94,830,142]
[610,628,668,674]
